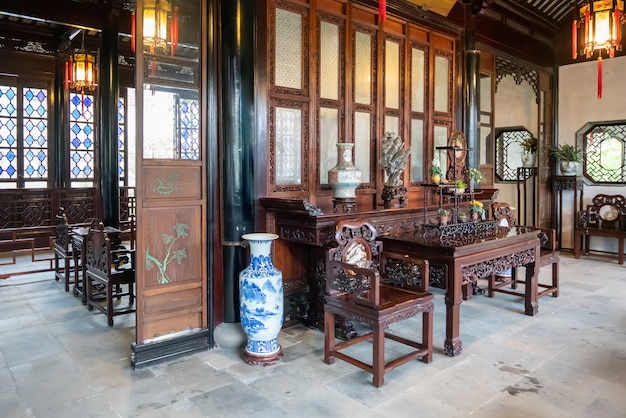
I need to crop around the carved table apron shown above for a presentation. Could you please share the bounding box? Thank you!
[380,226,540,357]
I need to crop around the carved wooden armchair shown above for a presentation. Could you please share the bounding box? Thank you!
[84,220,136,326]
[54,207,75,292]
[324,219,434,387]
[487,202,559,301]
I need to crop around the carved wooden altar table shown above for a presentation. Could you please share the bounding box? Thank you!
[380,225,541,357]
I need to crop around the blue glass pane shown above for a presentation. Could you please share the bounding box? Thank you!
[84,139,92,149]
[7,120,15,130]
[25,135,34,146]
[84,165,93,176]
[25,165,34,176]
[7,165,16,176]
[84,125,92,135]
[7,150,15,161]
[72,152,81,163]
[6,135,15,146]
[71,138,81,148]
[83,96,92,107]
[72,166,81,176]
[25,120,34,131]
[6,89,15,100]
[37,136,46,147]
[37,105,46,117]
[24,89,34,101]
[37,121,46,131]
[71,109,81,119]
[7,104,15,115]
[36,90,46,102]
[72,95,81,106]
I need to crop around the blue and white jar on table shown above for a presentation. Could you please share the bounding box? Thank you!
[239,233,284,365]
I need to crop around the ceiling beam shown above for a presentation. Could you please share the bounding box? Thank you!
[0,0,132,34]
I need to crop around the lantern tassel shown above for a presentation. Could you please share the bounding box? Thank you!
[598,56,602,99]
[131,11,136,53]
[64,62,69,90]
[379,0,386,23]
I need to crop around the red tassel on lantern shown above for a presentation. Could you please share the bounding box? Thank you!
[598,56,603,99]
[131,11,136,53]
[572,20,577,60]
[64,62,69,90]
[379,0,386,23]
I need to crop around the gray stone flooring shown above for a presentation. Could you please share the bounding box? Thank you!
[1,253,626,417]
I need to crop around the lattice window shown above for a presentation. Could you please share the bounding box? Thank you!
[0,85,18,184]
[22,87,48,182]
[118,96,126,183]
[0,81,49,189]
[178,97,200,160]
[579,122,626,184]
[495,127,533,182]
[69,93,96,185]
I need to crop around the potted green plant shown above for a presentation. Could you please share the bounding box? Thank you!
[469,200,484,221]
[430,164,443,184]
[550,143,583,175]
[452,179,466,195]
[520,136,538,167]
[468,167,485,191]
[437,208,450,225]
[457,211,467,222]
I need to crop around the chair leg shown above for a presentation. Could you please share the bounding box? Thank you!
[372,324,384,387]
[64,257,71,292]
[619,238,624,265]
[107,282,114,326]
[86,274,94,311]
[551,262,559,297]
[323,311,335,365]
[487,274,495,297]
[54,253,60,281]
[421,309,433,364]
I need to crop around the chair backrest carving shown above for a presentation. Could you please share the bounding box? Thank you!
[326,219,381,307]
[54,207,70,252]
[85,220,113,275]
[491,201,516,229]
[579,194,626,230]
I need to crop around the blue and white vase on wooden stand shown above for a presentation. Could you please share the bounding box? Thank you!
[239,233,284,365]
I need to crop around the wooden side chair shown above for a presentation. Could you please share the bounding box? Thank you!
[84,220,136,326]
[324,219,434,387]
[54,207,75,291]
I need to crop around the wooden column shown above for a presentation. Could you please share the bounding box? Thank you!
[219,0,256,323]
[99,13,120,227]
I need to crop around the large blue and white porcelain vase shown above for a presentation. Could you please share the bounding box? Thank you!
[239,233,284,365]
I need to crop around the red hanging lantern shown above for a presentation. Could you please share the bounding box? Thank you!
[379,0,386,23]
[574,0,625,99]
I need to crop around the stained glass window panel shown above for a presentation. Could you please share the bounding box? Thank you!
[0,85,18,181]
[69,93,95,180]
[275,8,302,90]
[118,97,125,178]
[22,87,48,180]
[320,107,338,184]
[275,107,302,185]
[178,98,200,160]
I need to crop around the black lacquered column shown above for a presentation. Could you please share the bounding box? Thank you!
[99,15,120,227]
[53,54,68,188]
[219,0,256,323]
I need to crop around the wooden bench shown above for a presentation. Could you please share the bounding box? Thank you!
[574,194,626,265]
